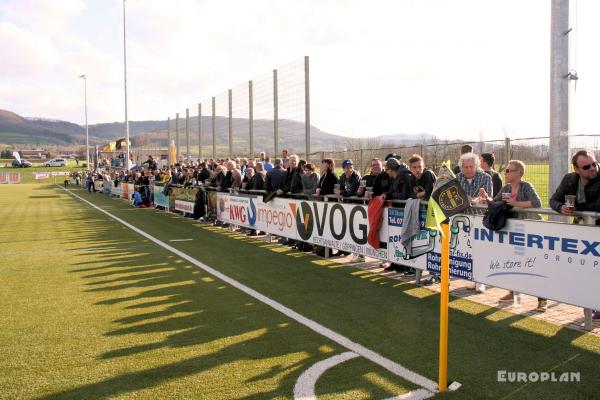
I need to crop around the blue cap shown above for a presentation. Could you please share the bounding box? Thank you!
[342,159,354,168]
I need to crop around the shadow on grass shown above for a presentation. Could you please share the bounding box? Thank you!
[37,187,600,400]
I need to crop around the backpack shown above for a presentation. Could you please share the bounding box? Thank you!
[483,201,513,231]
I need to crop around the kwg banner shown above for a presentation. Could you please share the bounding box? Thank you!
[217,193,600,310]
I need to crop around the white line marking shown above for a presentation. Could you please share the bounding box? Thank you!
[59,187,439,394]
[169,239,193,242]
[294,352,360,400]
[383,388,435,400]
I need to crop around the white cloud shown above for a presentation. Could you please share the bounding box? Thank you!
[0,21,59,76]
[0,0,598,140]
[0,0,85,32]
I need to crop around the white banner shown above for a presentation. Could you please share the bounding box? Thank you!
[33,172,50,179]
[111,184,122,197]
[217,193,600,310]
[175,200,194,214]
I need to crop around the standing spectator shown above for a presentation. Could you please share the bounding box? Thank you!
[480,153,502,197]
[487,160,545,309]
[252,162,266,190]
[357,158,383,197]
[281,149,289,164]
[381,158,414,201]
[263,156,274,172]
[453,144,473,175]
[456,152,492,201]
[265,158,286,192]
[278,154,303,195]
[373,153,398,196]
[260,152,266,162]
[550,150,600,222]
[301,163,319,195]
[337,159,361,197]
[550,150,599,320]
[242,167,254,189]
[315,159,338,196]
[408,154,436,200]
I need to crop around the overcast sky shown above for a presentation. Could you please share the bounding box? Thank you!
[0,0,598,140]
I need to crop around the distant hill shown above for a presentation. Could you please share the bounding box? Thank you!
[0,108,437,154]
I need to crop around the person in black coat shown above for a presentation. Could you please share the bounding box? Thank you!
[315,158,338,196]
[381,158,415,201]
[265,159,287,192]
[337,159,361,197]
[278,155,303,195]
[252,162,266,190]
[550,150,600,224]
[373,153,399,196]
[480,153,502,197]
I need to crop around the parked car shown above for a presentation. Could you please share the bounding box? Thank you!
[43,158,67,167]
[12,159,32,168]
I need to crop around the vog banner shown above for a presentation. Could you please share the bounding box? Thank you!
[218,194,387,258]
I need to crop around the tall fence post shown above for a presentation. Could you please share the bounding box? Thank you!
[229,89,233,159]
[359,149,364,175]
[549,0,570,197]
[273,69,278,155]
[185,108,190,162]
[305,55,310,159]
[198,103,202,161]
[504,137,511,166]
[249,80,254,159]
[212,97,216,160]
[167,117,171,166]
[175,112,180,162]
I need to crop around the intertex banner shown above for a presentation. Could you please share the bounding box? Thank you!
[217,193,600,310]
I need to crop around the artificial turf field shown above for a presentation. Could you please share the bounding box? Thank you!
[1,184,600,400]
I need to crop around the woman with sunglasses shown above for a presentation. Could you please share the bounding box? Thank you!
[485,160,546,311]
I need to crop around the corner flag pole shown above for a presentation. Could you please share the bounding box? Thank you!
[438,221,450,392]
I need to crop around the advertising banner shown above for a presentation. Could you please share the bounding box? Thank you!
[218,194,388,258]
[153,186,170,209]
[34,172,51,180]
[216,193,600,310]
[0,172,21,184]
[172,187,197,214]
[111,184,122,197]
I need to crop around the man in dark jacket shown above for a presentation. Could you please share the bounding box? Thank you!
[381,158,415,201]
[357,158,382,197]
[278,155,303,195]
[265,158,286,192]
[480,153,502,197]
[373,153,401,196]
[550,150,600,224]
[337,159,361,197]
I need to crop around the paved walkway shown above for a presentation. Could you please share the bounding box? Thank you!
[348,257,600,337]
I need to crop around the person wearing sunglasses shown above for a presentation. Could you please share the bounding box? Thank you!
[550,150,600,321]
[484,160,545,310]
[550,150,600,221]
